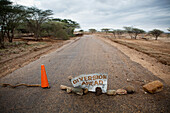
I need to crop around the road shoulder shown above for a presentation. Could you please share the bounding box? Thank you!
[0,37,79,78]
[99,36,170,86]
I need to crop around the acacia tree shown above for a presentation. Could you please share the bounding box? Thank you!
[124,27,145,39]
[112,29,125,38]
[167,28,170,38]
[167,28,170,32]
[26,7,53,40]
[124,26,133,39]
[101,28,110,33]
[112,30,117,38]
[132,28,145,39]
[52,18,80,36]
[116,29,125,38]
[0,0,12,48]
[149,29,163,40]
[5,5,26,42]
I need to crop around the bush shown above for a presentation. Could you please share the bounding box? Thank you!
[56,29,69,40]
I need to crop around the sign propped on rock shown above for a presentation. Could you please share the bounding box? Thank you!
[71,73,108,93]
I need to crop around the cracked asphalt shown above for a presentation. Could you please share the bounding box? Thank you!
[0,35,170,113]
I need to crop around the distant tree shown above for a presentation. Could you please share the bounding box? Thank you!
[132,28,145,39]
[89,29,97,33]
[62,19,80,36]
[124,26,133,39]
[167,28,170,32]
[124,26,145,39]
[112,30,117,38]
[52,18,80,36]
[116,29,125,38]
[111,29,125,38]
[79,29,84,32]
[62,19,80,29]
[26,7,53,40]
[167,28,170,38]
[101,28,110,33]
[149,29,164,40]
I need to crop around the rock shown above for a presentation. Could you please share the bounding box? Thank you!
[127,79,130,82]
[60,85,68,90]
[72,88,83,96]
[83,88,88,94]
[143,80,163,94]
[66,87,72,93]
[124,86,135,94]
[116,89,127,95]
[107,90,116,96]
[68,76,73,81]
[96,87,102,96]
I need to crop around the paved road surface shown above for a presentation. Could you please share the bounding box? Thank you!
[0,35,170,113]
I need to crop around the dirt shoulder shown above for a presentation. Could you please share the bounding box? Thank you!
[98,34,170,86]
[0,37,79,78]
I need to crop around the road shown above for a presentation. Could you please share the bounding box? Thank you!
[0,35,170,113]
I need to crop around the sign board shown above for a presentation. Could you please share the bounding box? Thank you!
[71,73,108,93]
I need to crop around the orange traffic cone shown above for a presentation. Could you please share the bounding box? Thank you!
[41,64,50,88]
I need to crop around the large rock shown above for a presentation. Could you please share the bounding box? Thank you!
[116,89,127,95]
[72,88,84,96]
[143,80,163,93]
[60,85,68,90]
[107,90,116,96]
[124,86,135,94]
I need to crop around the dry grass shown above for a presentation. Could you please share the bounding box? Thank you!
[108,38,170,66]
[0,37,68,77]
[0,39,47,63]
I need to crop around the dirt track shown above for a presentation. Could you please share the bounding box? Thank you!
[0,35,170,113]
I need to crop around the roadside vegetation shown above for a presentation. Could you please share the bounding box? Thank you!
[0,0,80,49]
[94,27,170,66]
[0,0,81,76]
[89,27,168,40]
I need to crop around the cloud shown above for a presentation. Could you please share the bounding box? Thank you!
[11,0,170,32]
[11,0,41,7]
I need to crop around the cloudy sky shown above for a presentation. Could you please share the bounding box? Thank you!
[11,0,170,32]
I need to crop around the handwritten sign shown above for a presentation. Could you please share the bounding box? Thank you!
[71,73,108,93]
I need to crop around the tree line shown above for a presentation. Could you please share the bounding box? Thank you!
[89,27,170,40]
[0,0,80,48]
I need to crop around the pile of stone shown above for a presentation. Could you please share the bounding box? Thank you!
[60,84,135,96]
[60,76,163,96]
[107,86,135,96]
[60,76,136,96]
[60,85,88,96]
